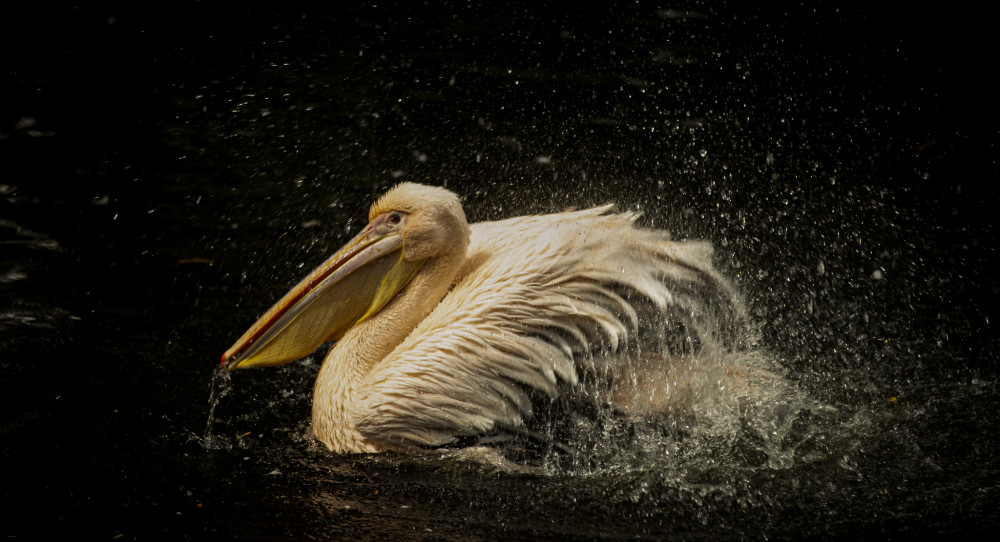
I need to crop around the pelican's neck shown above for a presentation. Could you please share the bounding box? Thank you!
[311,251,464,452]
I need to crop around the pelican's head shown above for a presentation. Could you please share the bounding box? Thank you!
[369,182,470,262]
[222,182,470,371]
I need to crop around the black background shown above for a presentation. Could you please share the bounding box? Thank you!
[2,1,997,539]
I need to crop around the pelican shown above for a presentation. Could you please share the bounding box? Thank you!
[223,182,741,454]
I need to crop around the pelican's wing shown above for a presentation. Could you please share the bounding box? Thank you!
[350,206,741,450]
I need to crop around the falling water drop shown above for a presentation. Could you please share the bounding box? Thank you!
[202,364,233,449]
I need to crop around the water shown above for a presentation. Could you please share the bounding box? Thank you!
[202,366,233,450]
[2,1,997,539]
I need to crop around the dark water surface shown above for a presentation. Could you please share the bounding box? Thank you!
[2,1,997,539]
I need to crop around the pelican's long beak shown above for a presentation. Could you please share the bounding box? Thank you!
[222,212,424,371]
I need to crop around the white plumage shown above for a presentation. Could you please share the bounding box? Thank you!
[224,183,741,453]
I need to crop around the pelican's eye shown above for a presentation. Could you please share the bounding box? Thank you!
[387,212,402,225]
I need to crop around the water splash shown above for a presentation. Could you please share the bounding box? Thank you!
[201,364,233,450]
[523,260,835,480]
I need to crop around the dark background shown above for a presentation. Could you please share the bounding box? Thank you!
[2,1,997,539]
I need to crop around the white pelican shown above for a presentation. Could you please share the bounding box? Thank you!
[223,182,741,454]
